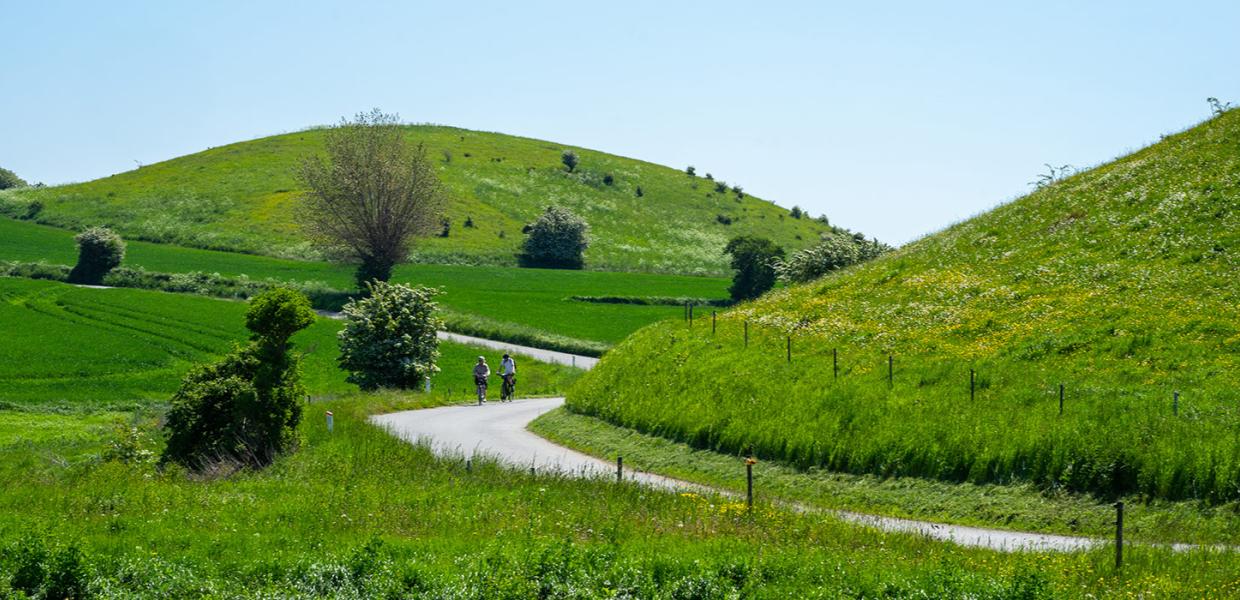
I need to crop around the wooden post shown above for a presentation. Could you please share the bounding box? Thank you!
[466,459,472,472]
[1059,383,1064,415]
[786,336,791,363]
[1115,501,1124,569]
[744,321,749,347]
[970,369,975,402]
[617,456,623,482]
[746,460,754,512]
[1173,391,1179,416]
[712,311,717,334]
[833,348,838,379]
[888,355,893,387]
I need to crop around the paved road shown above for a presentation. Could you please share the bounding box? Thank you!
[374,397,1107,552]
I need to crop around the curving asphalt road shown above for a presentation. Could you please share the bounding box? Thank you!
[374,397,1109,553]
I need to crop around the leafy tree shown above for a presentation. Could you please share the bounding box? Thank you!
[724,235,784,301]
[685,165,696,176]
[298,109,446,289]
[68,227,125,284]
[162,288,315,470]
[518,206,590,269]
[789,206,803,219]
[0,167,26,190]
[561,150,579,173]
[337,281,443,390]
[713,181,728,194]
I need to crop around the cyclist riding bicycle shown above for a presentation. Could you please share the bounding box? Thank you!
[473,356,490,404]
[500,353,517,401]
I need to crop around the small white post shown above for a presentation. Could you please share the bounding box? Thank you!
[572,355,576,368]
[325,410,334,433]
[424,378,432,393]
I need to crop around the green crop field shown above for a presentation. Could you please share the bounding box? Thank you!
[569,110,1240,505]
[0,278,580,409]
[0,217,729,351]
[0,125,842,275]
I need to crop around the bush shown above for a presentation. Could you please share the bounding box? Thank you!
[338,281,443,390]
[685,165,696,176]
[68,227,125,284]
[713,181,728,194]
[715,214,733,225]
[603,173,614,186]
[162,288,315,470]
[518,206,590,269]
[439,217,451,237]
[0,167,27,190]
[724,235,783,301]
[774,235,863,283]
[20,200,43,220]
[561,150,578,173]
[635,186,644,197]
[732,185,744,199]
[464,216,475,228]
[789,206,803,219]
[5,535,90,600]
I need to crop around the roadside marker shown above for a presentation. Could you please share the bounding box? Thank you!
[325,411,334,433]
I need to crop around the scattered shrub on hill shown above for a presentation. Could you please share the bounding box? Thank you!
[297,109,446,288]
[19,200,43,220]
[789,206,803,219]
[724,235,783,301]
[704,172,714,180]
[439,217,451,237]
[68,226,125,284]
[338,281,442,390]
[714,181,728,194]
[0,167,26,190]
[815,214,830,226]
[162,288,315,470]
[464,216,475,228]
[1028,163,1074,189]
[775,234,890,283]
[732,185,744,199]
[685,165,696,176]
[716,214,733,225]
[603,173,615,186]
[561,150,579,173]
[635,186,644,197]
[519,206,590,269]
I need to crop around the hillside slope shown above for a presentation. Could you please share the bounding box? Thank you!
[0,125,842,275]
[569,110,1240,502]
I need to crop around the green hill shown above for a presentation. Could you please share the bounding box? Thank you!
[569,110,1240,502]
[0,125,843,275]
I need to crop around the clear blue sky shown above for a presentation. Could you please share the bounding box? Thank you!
[3,0,1238,245]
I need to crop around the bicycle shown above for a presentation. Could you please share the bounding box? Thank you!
[500,374,516,401]
[475,376,488,405]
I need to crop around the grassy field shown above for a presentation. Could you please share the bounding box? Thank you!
[0,125,842,275]
[0,217,729,350]
[532,408,1240,546]
[568,110,1240,504]
[4,391,1239,597]
[0,278,581,410]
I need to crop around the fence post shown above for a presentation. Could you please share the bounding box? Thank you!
[745,458,755,512]
[888,355,893,387]
[1115,501,1124,569]
[466,459,472,472]
[325,411,334,433]
[1059,383,1064,415]
[786,336,791,363]
[744,321,749,347]
[970,369,975,402]
[1173,391,1179,416]
[833,348,838,379]
[617,456,623,482]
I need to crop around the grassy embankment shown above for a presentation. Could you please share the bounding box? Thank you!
[0,217,729,355]
[0,124,837,274]
[567,111,1240,521]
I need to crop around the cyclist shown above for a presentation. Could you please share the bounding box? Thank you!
[500,353,517,401]
[473,356,491,404]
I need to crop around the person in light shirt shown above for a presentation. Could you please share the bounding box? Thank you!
[499,353,517,402]
[473,356,491,404]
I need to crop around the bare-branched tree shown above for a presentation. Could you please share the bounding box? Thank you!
[298,109,446,288]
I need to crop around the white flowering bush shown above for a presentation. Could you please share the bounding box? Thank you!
[338,281,443,390]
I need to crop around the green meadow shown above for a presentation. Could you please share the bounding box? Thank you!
[569,110,1240,504]
[0,125,837,274]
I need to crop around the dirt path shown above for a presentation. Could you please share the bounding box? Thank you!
[374,397,1111,552]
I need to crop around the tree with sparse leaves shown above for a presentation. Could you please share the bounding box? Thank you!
[298,109,446,289]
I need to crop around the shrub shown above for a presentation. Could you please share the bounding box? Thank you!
[0,167,26,190]
[713,181,728,194]
[789,206,803,219]
[338,281,442,390]
[685,165,696,176]
[439,217,451,237]
[20,200,43,220]
[724,235,783,301]
[518,206,590,269]
[464,216,475,228]
[635,186,644,197]
[1207,97,1233,116]
[68,227,125,284]
[561,150,579,173]
[603,173,614,186]
[732,185,744,198]
[162,288,315,470]
[815,214,830,226]
[716,214,733,225]
[775,235,864,283]
[704,173,714,180]
[5,535,90,599]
